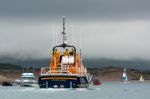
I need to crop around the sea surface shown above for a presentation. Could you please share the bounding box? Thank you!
[0,81,150,99]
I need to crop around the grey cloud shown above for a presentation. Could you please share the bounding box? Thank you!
[0,0,150,20]
[0,0,150,65]
[0,19,150,60]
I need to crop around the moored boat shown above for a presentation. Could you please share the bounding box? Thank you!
[2,81,13,86]
[93,79,101,85]
[121,66,129,83]
[19,73,37,87]
[38,17,89,88]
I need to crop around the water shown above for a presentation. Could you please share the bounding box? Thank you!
[0,82,150,99]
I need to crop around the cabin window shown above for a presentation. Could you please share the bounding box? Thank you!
[21,77,35,80]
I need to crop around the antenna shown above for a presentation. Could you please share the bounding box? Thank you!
[62,16,67,44]
[22,66,24,73]
[52,25,54,47]
[80,49,83,65]
[33,65,34,74]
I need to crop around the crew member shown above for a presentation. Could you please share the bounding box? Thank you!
[64,48,69,56]
[70,48,74,56]
[54,49,60,64]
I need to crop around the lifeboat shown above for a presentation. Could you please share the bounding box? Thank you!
[38,17,89,88]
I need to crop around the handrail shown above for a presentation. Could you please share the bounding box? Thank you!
[41,66,86,76]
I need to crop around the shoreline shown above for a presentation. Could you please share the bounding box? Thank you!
[0,67,150,84]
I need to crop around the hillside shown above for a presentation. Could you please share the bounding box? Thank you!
[0,63,23,84]
[0,63,22,70]
[88,67,150,81]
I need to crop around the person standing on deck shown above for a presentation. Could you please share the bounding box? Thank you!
[69,49,75,64]
[54,49,60,64]
[70,48,75,56]
[62,49,69,64]
[64,49,69,56]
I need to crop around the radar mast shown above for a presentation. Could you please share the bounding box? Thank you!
[62,16,67,44]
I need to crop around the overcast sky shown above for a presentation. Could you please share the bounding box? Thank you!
[0,0,150,61]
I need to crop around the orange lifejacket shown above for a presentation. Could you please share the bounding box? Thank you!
[64,50,69,56]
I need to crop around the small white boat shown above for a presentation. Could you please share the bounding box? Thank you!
[16,73,37,87]
[121,66,129,83]
[139,74,144,82]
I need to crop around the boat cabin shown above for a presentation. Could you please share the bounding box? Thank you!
[41,43,86,76]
